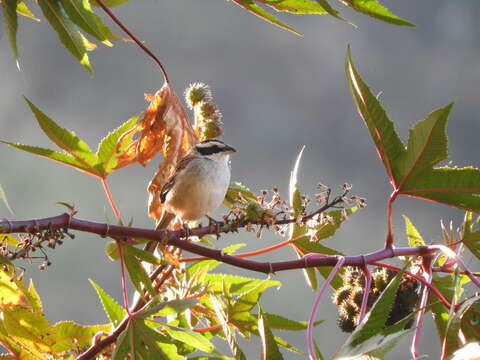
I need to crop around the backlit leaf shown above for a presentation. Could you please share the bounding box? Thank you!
[60,0,113,45]
[232,0,302,36]
[89,279,126,326]
[403,215,425,247]
[38,0,93,73]
[52,321,112,353]
[16,2,40,21]
[263,0,326,14]
[96,113,140,175]
[0,184,13,215]
[258,305,284,360]
[2,0,18,62]
[345,0,414,27]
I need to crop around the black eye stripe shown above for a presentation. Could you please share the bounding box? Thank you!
[196,144,225,155]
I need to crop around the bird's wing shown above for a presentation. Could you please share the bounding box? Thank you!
[159,154,196,203]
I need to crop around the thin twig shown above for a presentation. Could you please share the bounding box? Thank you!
[94,0,170,83]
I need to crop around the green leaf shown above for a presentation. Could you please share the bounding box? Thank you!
[0,184,13,215]
[0,141,96,175]
[260,313,317,331]
[26,280,43,314]
[463,212,480,259]
[2,0,18,62]
[91,0,132,6]
[123,244,156,298]
[95,113,140,174]
[258,305,284,360]
[346,0,415,27]
[163,326,215,354]
[59,0,113,45]
[52,321,111,353]
[24,98,100,175]
[262,0,326,14]
[232,0,302,36]
[345,47,406,186]
[224,182,257,207]
[397,104,452,188]
[16,2,40,21]
[139,298,197,318]
[403,215,425,247]
[3,305,55,357]
[123,244,167,266]
[314,0,347,22]
[203,274,280,295]
[443,295,480,359]
[232,281,275,314]
[113,319,185,360]
[38,0,93,74]
[211,296,247,360]
[89,278,126,326]
[400,167,480,212]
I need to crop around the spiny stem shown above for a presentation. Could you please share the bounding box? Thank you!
[94,0,170,84]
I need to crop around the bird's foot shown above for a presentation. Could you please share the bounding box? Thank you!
[206,215,222,238]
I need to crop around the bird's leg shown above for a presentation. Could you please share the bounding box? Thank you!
[206,215,221,238]
[181,221,192,240]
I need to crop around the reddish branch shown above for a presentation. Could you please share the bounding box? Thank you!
[2,213,439,273]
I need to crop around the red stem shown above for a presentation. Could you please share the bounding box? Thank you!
[94,0,170,84]
[385,190,398,249]
[101,177,120,219]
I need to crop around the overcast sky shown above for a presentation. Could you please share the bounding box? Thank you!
[1,0,480,358]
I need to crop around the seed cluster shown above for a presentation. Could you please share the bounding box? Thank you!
[333,266,419,332]
[184,83,223,141]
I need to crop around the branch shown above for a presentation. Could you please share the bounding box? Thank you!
[2,213,438,273]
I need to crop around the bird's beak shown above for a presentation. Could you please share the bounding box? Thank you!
[225,145,236,154]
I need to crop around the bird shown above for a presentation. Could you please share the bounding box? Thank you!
[146,139,236,252]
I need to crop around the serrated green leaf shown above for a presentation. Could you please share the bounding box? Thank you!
[232,0,302,36]
[3,305,55,356]
[261,313,320,331]
[0,141,96,175]
[2,0,18,62]
[403,215,425,247]
[140,298,197,318]
[59,0,113,45]
[163,326,215,354]
[346,47,406,186]
[463,212,480,259]
[124,244,167,266]
[187,243,246,276]
[52,321,111,353]
[397,104,452,187]
[401,167,480,211]
[123,244,156,298]
[16,2,40,21]
[258,305,284,360]
[26,280,43,314]
[89,279,126,326]
[38,0,93,74]
[24,98,100,175]
[96,113,140,174]
[262,0,326,14]
[204,274,280,295]
[443,295,480,359]
[0,184,13,215]
[232,281,274,314]
[346,0,414,27]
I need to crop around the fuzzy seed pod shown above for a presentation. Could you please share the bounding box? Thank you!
[245,202,263,222]
[185,83,211,109]
[342,266,362,286]
[333,286,352,306]
[351,288,365,308]
[337,315,356,333]
[340,301,359,319]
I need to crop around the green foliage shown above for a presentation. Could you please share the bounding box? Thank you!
[89,279,127,326]
[346,48,480,212]
[1,0,18,63]
[0,99,140,179]
[258,305,284,360]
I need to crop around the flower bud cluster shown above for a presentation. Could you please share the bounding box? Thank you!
[184,83,223,141]
[333,266,419,333]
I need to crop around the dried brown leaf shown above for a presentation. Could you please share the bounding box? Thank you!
[114,82,198,222]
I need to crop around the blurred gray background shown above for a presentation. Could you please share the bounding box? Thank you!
[1,0,480,358]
